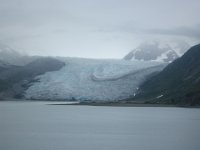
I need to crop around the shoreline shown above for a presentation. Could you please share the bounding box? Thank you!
[65,103,176,107]
[0,99,199,108]
[50,102,200,108]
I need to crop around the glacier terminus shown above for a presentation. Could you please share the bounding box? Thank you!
[25,58,166,101]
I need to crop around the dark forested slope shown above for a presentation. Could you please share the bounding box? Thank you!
[134,44,200,105]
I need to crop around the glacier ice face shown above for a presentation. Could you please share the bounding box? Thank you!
[25,58,165,101]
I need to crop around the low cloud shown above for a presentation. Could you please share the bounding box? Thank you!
[147,24,200,40]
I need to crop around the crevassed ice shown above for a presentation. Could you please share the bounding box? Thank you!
[25,58,165,101]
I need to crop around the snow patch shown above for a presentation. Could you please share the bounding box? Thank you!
[156,95,164,99]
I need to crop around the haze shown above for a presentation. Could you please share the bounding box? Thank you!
[0,0,200,58]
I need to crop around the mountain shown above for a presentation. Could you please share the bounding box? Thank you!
[133,44,200,106]
[124,42,179,63]
[0,57,65,99]
[24,58,165,101]
[0,44,39,66]
[0,60,13,72]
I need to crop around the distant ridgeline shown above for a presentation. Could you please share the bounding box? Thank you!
[133,44,200,106]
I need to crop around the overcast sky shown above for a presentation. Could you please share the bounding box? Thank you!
[0,0,200,58]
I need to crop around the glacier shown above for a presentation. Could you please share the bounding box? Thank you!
[25,58,165,101]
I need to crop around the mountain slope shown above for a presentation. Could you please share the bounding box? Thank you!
[0,60,14,72]
[0,44,39,66]
[134,44,200,105]
[0,57,65,99]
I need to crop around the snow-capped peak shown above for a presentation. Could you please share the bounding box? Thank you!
[123,42,179,63]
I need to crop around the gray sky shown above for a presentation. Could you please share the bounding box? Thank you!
[0,0,200,58]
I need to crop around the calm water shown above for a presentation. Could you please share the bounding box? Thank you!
[0,101,200,150]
